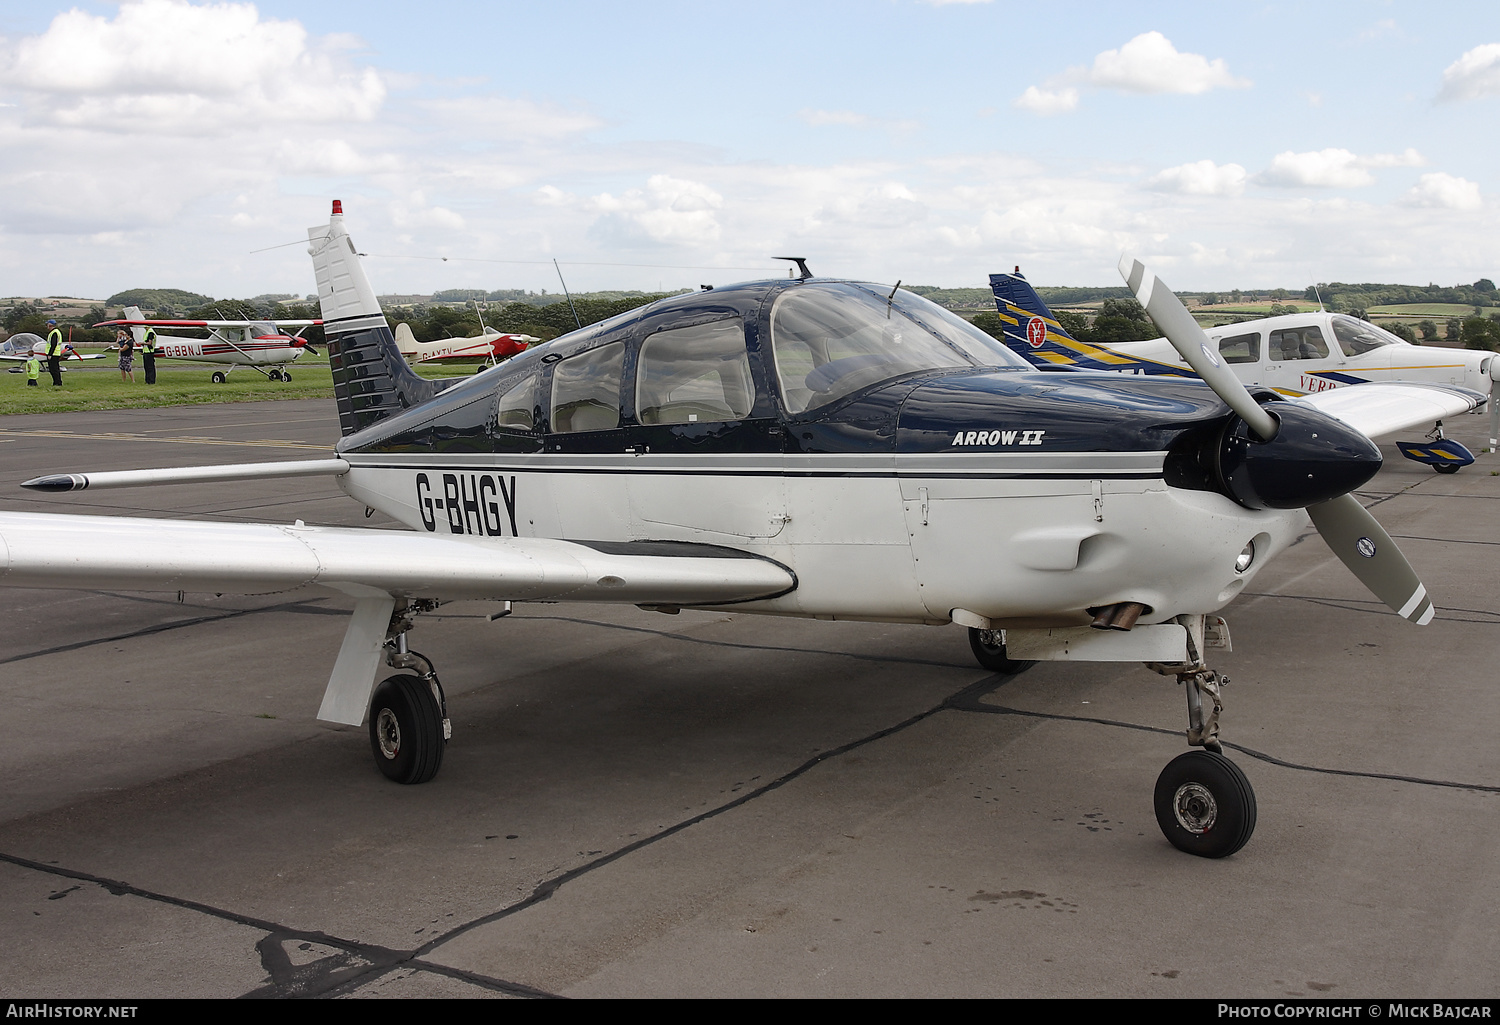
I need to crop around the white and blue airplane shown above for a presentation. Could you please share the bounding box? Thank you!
[0,202,1487,859]
[989,269,1500,472]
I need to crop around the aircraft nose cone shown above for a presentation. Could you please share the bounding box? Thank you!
[1218,401,1382,510]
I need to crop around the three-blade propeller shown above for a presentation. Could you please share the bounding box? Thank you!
[1118,255,1434,625]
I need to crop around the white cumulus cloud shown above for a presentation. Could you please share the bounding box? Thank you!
[1437,42,1500,102]
[1256,148,1424,188]
[0,0,385,133]
[1149,160,1247,196]
[1402,172,1483,210]
[589,175,724,247]
[1015,32,1248,115]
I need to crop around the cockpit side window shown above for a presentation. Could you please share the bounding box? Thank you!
[771,283,972,415]
[550,341,625,433]
[1217,332,1260,364]
[1269,326,1330,361]
[1332,315,1402,356]
[495,374,536,431]
[636,318,752,425]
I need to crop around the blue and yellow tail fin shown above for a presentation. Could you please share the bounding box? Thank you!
[987,269,1188,376]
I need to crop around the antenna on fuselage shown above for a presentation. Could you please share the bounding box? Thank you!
[1312,283,1327,313]
[774,256,812,280]
[553,258,583,330]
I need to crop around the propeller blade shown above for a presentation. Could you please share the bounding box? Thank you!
[1117,255,1279,443]
[303,344,319,355]
[1306,493,1434,624]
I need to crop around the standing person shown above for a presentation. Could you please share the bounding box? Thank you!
[115,328,135,383]
[141,325,158,385]
[25,350,40,386]
[45,320,63,386]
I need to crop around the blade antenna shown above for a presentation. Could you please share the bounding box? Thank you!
[553,259,583,330]
[774,257,812,280]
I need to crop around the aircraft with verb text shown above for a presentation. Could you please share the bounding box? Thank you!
[989,268,1500,472]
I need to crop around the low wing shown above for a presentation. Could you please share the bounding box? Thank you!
[0,511,794,605]
[0,509,794,726]
[1287,382,1487,440]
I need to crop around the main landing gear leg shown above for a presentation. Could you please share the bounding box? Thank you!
[1147,615,1256,858]
[368,599,450,784]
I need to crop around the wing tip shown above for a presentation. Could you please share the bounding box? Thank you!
[20,474,86,493]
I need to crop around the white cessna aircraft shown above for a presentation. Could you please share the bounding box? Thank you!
[990,270,1499,472]
[96,306,322,382]
[0,202,1486,859]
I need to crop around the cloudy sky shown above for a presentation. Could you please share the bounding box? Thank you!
[1,0,1497,300]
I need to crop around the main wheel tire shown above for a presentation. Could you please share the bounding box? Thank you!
[1154,750,1256,858]
[268,369,283,381]
[1433,463,1460,474]
[368,674,445,784]
[967,628,1036,676]
[210,371,226,383]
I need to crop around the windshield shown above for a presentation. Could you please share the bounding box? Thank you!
[248,322,281,339]
[771,283,1020,414]
[1331,315,1404,356]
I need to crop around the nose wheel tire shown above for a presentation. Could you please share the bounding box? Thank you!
[368,674,445,784]
[1153,750,1256,858]
[967,628,1036,676]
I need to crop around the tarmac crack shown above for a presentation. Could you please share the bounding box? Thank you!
[0,597,344,666]
[0,851,556,999]
[947,688,1500,794]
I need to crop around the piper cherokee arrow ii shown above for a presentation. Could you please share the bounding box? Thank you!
[1,202,1484,859]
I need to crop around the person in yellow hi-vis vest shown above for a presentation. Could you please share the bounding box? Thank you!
[45,320,64,386]
[142,325,158,385]
[25,352,40,386]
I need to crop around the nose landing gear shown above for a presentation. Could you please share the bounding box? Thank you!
[1147,615,1257,858]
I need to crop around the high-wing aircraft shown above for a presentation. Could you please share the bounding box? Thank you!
[1,331,105,368]
[393,319,538,372]
[989,270,1498,473]
[1,202,1487,860]
[93,306,322,382]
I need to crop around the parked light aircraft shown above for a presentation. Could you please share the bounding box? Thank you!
[94,306,322,382]
[989,270,1498,472]
[393,319,538,372]
[1,202,1488,859]
[1,331,103,369]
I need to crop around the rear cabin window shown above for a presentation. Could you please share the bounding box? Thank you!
[551,342,625,433]
[1217,332,1260,364]
[1268,326,1330,361]
[636,319,753,425]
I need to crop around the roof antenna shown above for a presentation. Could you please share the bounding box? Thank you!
[553,258,583,330]
[1312,283,1326,313]
[774,256,812,280]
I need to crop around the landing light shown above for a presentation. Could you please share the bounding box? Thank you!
[1234,542,1256,574]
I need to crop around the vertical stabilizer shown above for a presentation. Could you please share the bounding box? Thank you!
[123,307,147,347]
[988,268,1180,375]
[308,201,452,436]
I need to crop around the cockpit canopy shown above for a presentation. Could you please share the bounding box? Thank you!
[771,282,1029,414]
[247,322,283,339]
[1330,314,1405,355]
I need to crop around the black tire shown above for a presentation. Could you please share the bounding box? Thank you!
[268,369,283,382]
[1154,750,1256,858]
[281,370,291,382]
[368,674,445,784]
[1433,463,1460,474]
[967,628,1035,676]
[210,371,226,383]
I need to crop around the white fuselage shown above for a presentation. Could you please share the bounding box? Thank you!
[335,451,1304,628]
[1108,312,1493,402]
[152,331,305,367]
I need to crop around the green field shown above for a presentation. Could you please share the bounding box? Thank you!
[1366,303,1480,317]
[0,358,470,416]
